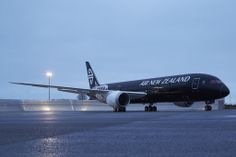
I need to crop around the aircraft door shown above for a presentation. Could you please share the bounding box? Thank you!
[192,78,200,89]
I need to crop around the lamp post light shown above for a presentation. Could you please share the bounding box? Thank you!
[46,72,53,101]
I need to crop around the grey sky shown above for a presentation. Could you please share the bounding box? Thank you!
[0,0,235,103]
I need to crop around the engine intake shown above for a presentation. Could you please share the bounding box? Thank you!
[106,91,130,108]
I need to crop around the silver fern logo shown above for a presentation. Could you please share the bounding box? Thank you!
[88,68,94,85]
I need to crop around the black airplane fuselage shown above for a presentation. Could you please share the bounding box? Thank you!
[102,73,230,104]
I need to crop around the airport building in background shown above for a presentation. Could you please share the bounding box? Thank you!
[0,99,225,112]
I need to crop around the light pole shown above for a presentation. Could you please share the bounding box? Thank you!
[46,72,53,101]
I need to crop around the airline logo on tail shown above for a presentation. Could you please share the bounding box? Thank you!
[86,61,100,89]
[88,68,94,85]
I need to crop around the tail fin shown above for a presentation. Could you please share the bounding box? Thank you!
[86,62,100,89]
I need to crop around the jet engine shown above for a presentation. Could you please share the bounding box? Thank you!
[105,91,130,108]
[174,102,193,107]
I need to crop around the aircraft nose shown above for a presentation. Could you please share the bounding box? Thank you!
[221,84,230,97]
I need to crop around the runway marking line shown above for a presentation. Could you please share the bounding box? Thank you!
[224,115,236,118]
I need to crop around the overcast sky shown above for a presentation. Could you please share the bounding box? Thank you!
[0,0,235,103]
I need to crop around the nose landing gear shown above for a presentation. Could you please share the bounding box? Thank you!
[205,105,212,111]
[204,100,214,111]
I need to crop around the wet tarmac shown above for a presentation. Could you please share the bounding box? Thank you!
[0,110,236,157]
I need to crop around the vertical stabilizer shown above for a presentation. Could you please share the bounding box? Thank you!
[86,62,100,89]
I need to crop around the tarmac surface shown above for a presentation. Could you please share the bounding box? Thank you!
[0,110,236,157]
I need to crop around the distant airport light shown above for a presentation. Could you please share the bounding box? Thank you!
[46,72,53,78]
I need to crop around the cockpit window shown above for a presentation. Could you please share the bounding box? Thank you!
[210,80,222,84]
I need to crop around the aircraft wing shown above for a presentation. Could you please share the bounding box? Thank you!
[10,82,147,100]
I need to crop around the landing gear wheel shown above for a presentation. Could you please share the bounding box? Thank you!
[144,105,157,112]
[205,105,212,111]
[122,107,126,112]
[153,106,157,112]
[148,106,152,112]
[113,107,126,112]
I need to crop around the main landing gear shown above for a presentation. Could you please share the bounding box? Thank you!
[144,104,157,112]
[113,107,126,112]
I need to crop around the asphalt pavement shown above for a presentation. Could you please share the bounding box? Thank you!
[0,110,236,157]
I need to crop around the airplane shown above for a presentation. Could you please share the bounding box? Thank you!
[10,62,230,112]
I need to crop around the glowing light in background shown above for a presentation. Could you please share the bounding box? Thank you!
[42,106,51,111]
[46,72,53,78]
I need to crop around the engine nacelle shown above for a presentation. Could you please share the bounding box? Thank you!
[105,91,130,108]
[174,102,193,107]
[77,94,89,100]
